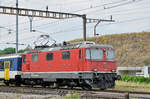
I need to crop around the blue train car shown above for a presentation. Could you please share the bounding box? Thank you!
[0,54,22,85]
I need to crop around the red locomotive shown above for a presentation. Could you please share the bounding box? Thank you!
[20,41,120,90]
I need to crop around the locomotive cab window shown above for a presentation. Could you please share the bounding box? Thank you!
[46,53,53,61]
[32,54,39,62]
[85,48,103,60]
[62,51,70,60]
[106,49,115,61]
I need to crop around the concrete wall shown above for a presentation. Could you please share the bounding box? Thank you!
[117,66,150,77]
[117,67,142,76]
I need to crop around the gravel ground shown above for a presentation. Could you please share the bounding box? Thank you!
[0,93,59,99]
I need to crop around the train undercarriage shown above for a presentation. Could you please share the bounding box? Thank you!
[3,72,120,90]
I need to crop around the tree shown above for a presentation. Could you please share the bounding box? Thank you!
[3,48,16,54]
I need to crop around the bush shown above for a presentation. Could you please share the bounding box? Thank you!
[121,75,150,83]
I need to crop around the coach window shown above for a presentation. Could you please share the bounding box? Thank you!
[9,61,13,68]
[62,51,70,60]
[32,54,39,62]
[0,61,4,69]
[46,53,53,61]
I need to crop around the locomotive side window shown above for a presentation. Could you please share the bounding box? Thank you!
[0,61,4,69]
[46,53,53,61]
[23,55,26,64]
[85,49,90,60]
[62,51,70,60]
[79,49,81,59]
[85,48,103,60]
[32,54,39,62]
[106,49,115,61]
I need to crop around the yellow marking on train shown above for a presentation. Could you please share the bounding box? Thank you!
[4,61,10,80]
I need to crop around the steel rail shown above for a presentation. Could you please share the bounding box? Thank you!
[0,85,150,99]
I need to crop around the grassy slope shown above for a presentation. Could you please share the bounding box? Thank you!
[70,32,150,67]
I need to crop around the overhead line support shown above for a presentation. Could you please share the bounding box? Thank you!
[82,14,87,41]
[0,6,113,43]
[94,19,115,36]
[16,0,18,53]
[0,6,82,19]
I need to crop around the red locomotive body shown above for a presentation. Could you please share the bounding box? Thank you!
[21,42,120,90]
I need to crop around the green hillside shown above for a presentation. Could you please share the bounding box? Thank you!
[71,32,150,67]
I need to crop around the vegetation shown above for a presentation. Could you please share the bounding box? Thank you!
[121,75,150,83]
[0,48,15,55]
[0,47,32,55]
[70,32,150,67]
[65,92,81,99]
[114,80,150,92]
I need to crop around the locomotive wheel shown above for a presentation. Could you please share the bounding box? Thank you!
[42,83,46,88]
[4,82,9,86]
[82,85,92,91]
[55,83,60,89]
[100,88,105,90]
[67,86,73,90]
[15,82,21,87]
[99,84,106,90]
[29,85,34,88]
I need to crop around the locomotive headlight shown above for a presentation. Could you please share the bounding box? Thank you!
[112,69,116,72]
[93,68,98,72]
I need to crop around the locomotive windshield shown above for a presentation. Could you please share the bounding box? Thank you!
[85,48,115,61]
[85,48,103,60]
[106,49,115,61]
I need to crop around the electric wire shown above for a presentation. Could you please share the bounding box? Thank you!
[0,0,141,36]
[23,0,145,31]
[86,0,144,14]
[1,14,150,44]
[1,0,133,29]
[1,16,150,44]
[0,0,149,46]
[1,0,97,28]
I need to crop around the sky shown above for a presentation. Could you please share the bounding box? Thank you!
[0,0,150,50]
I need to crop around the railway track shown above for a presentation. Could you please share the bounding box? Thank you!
[0,85,150,99]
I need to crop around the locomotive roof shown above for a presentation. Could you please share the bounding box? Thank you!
[25,41,113,54]
[0,54,21,59]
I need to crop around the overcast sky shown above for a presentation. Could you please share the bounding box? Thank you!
[0,0,150,50]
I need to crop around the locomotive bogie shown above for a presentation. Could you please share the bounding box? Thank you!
[20,72,118,90]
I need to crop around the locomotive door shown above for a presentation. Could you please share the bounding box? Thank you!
[23,55,30,72]
[4,61,10,80]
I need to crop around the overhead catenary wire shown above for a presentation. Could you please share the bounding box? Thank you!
[0,0,144,37]
[22,0,145,30]
[86,0,144,14]
[9,0,146,33]
[103,0,143,10]
[1,0,134,29]
[1,0,98,28]
[1,13,150,44]
[1,15,150,44]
